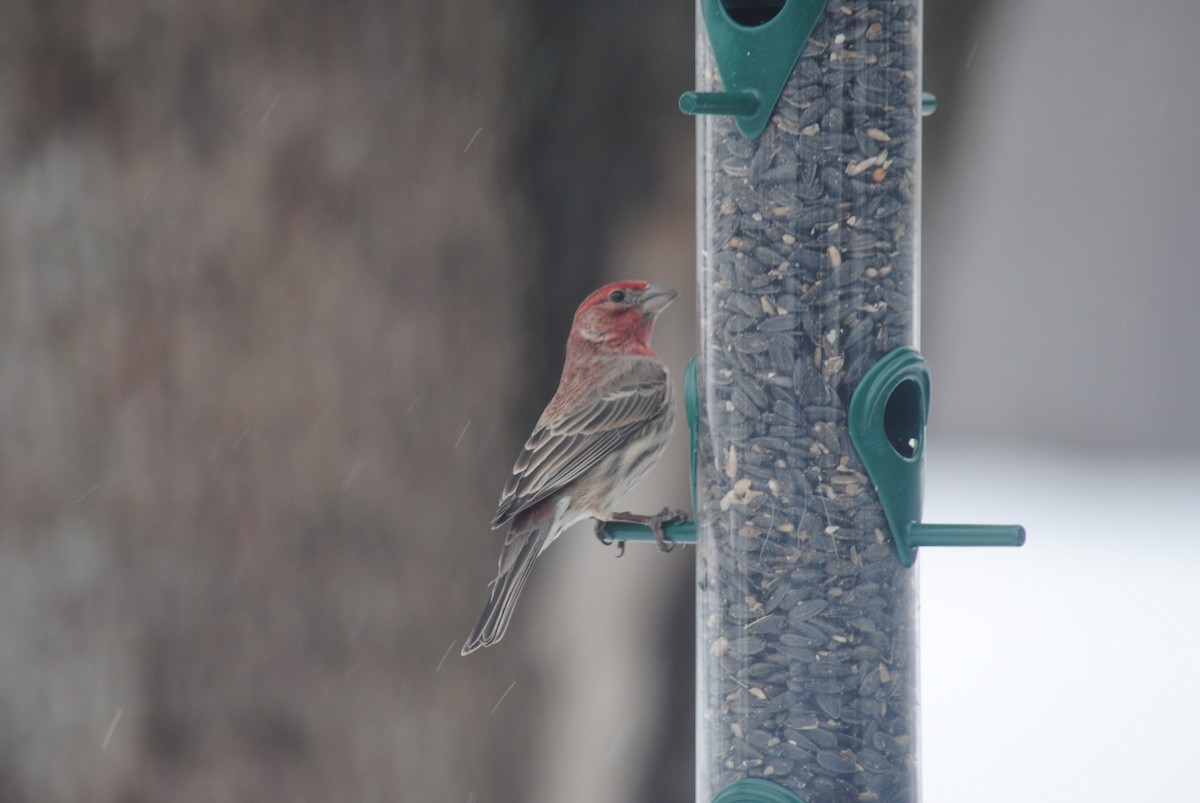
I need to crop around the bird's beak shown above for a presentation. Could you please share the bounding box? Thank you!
[638,283,677,316]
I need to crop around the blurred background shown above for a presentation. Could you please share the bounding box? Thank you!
[1,1,1197,801]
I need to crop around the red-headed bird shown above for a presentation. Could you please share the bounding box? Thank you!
[462,280,684,654]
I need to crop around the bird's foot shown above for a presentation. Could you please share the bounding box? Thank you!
[594,518,626,558]
[608,508,691,553]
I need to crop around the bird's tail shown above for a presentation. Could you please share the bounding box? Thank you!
[461,514,552,655]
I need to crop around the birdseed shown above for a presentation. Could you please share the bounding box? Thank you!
[696,2,920,801]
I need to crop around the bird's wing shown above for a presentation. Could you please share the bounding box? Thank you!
[491,359,668,529]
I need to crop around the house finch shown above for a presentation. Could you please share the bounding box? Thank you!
[461,280,686,654]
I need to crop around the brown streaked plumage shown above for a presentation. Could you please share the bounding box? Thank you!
[462,280,678,654]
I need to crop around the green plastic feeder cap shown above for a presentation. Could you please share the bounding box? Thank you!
[713,778,807,803]
[847,347,1026,568]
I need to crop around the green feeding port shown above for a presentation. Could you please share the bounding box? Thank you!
[680,0,938,137]
[680,0,827,138]
[884,377,923,460]
[720,0,786,26]
[848,347,1026,567]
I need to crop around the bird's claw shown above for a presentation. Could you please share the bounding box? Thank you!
[594,519,626,558]
[649,519,672,553]
[649,506,690,553]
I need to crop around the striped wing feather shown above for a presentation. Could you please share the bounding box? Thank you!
[491,359,668,529]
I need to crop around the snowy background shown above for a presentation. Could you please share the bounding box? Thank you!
[923,447,1200,801]
[922,3,1200,800]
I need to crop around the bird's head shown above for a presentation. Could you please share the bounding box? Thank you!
[569,280,677,356]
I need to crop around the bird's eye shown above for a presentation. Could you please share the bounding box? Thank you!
[609,290,626,303]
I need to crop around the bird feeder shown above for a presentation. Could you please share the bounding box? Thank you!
[679,1,1022,801]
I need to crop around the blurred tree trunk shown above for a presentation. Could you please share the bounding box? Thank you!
[0,0,692,800]
[0,1,531,800]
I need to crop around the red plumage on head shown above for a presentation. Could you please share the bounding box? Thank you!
[568,280,660,357]
[576,280,651,312]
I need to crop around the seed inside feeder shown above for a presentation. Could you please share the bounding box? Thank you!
[696,1,921,800]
